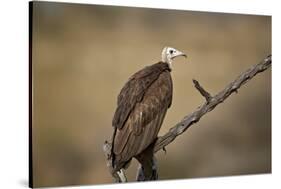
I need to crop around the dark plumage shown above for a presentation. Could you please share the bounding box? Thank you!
[111,47,186,179]
[112,62,172,171]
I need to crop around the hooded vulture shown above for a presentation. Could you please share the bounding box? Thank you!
[111,47,187,180]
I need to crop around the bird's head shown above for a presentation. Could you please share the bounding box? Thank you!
[161,46,187,68]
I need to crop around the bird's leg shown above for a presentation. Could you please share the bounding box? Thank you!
[151,156,158,180]
[136,164,145,181]
[136,155,158,181]
[135,143,158,181]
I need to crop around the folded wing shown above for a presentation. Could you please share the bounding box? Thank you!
[112,62,172,168]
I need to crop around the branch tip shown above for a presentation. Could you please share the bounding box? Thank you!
[162,146,167,154]
[193,79,212,102]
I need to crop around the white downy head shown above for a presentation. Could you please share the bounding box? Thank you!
[161,46,187,68]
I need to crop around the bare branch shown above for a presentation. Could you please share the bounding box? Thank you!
[153,55,271,152]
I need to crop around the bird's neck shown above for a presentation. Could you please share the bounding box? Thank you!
[161,57,172,69]
[160,61,172,71]
[167,61,172,70]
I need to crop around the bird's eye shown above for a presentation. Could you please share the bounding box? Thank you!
[169,50,174,54]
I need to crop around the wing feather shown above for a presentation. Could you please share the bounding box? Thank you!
[112,62,171,129]
[112,69,173,166]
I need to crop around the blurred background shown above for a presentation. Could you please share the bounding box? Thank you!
[31,1,271,187]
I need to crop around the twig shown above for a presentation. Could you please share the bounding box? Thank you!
[103,54,272,181]
[192,79,212,102]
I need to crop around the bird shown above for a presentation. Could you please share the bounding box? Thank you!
[111,46,187,181]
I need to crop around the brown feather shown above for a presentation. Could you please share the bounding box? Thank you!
[112,62,173,171]
[112,62,171,129]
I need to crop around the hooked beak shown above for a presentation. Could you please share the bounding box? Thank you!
[181,53,187,58]
[172,51,187,59]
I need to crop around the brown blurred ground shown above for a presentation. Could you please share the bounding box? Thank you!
[31,2,271,187]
